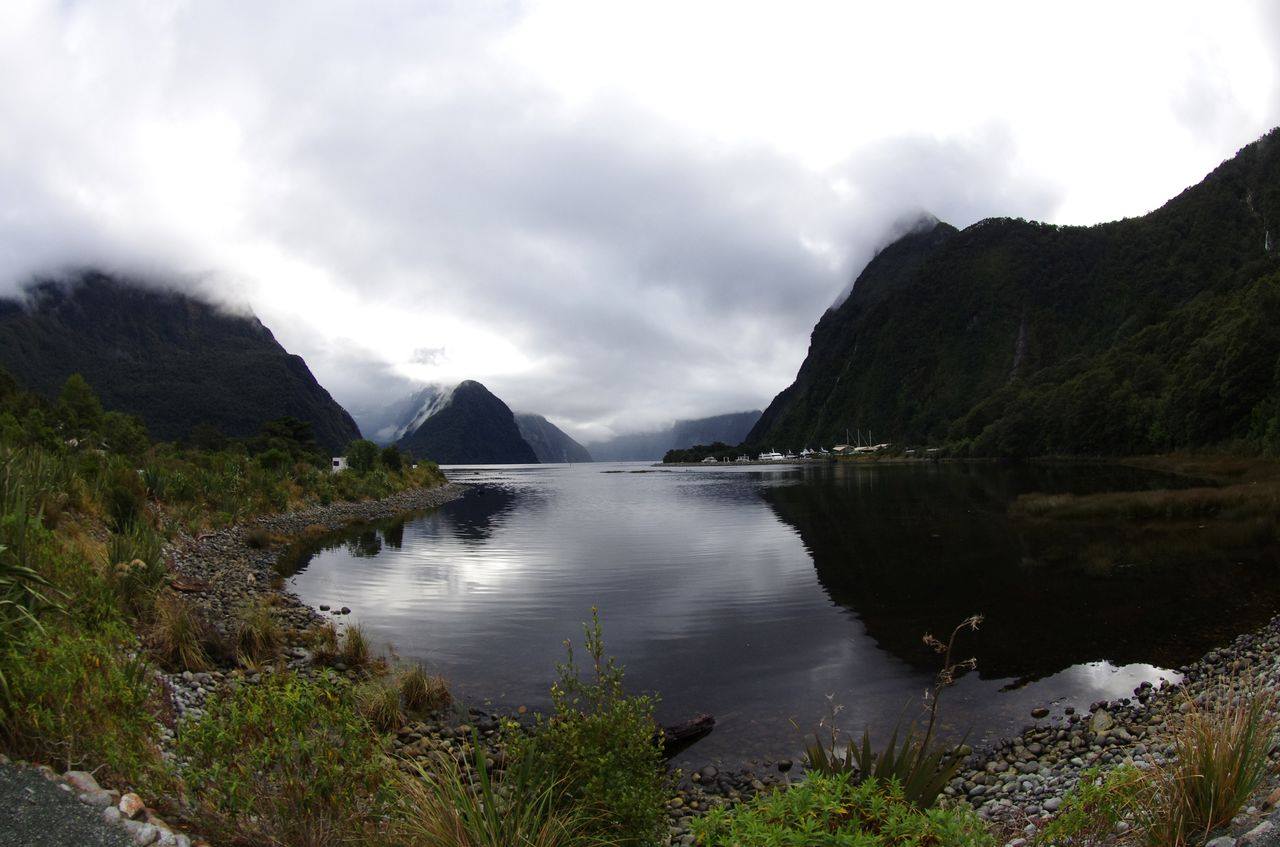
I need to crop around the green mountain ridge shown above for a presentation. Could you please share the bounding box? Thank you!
[748,127,1280,456]
[0,272,361,451]
[515,413,592,463]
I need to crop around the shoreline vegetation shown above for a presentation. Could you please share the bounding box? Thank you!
[3,372,1280,845]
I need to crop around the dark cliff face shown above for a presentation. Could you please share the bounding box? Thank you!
[396,380,538,464]
[749,128,1280,456]
[515,413,592,463]
[0,272,360,451]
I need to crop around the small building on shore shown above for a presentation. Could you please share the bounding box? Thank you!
[331,456,348,473]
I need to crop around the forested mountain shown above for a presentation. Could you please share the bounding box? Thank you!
[588,410,761,461]
[396,379,538,464]
[0,272,361,451]
[515,413,593,463]
[749,128,1280,456]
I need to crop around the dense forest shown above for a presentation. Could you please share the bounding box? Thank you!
[0,273,361,451]
[748,128,1280,457]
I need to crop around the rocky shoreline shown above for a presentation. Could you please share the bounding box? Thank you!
[956,618,1280,846]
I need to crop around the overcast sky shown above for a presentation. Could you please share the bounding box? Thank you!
[1,1,1278,441]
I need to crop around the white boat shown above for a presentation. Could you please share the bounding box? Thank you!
[758,451,785,461]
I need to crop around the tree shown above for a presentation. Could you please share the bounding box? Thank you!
[101,411,150,456]
[380,445,403,472]
[345,439,378,473]
[56,374,104,438]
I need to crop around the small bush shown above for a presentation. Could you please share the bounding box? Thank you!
[693,773,996,846]
[401,665,452,714]
[0,625,169,790]
[148,593,212,672]
[341,623,371,668]
[514,608,666,846]
[1035,765,1147,846]
[356,680,404,733]
[244,527,272,549]
[234,600,282,666]
[394,743,603,847]
[177,671,393,846]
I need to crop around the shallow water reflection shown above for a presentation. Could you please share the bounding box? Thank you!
[283,462,1280,766]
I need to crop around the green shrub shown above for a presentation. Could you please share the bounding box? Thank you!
[177,671,393,846]
[0,625,169,790]
[345,439,379,474]
[1034,765,1146,846]
[693,773,996,847]
[514,608,666,846]
[805,616,981,810]
[394,739,605,847]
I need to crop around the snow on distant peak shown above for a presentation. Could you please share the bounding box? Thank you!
[391,383,456,442]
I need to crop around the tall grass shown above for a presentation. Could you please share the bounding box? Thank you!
[401,664,452,714]
[1145,691,1278,845]
[235,599,283,666]
[395,744,606,847]
[148,593,212,672]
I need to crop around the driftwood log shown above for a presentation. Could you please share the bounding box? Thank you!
[657,713,715,759]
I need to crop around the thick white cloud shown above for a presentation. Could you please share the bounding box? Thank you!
[0,1,1277,440]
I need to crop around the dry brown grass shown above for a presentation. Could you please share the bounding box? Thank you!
[400,665,452,714]
[341,623,370,668]
[234,599,283,666]
[149,593,212,672]
[1142,690,1279,846]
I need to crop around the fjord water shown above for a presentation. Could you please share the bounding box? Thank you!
[283,462,1280,766]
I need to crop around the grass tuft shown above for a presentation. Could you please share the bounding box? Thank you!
[400,664,452,715]
[1146,691,1278,845]
[149,593,211,672]
[341,623,370,668]
[234,599,282,666]
[355,680,404,733]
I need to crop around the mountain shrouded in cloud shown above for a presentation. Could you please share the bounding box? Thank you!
[0,273,361,451]
[749,128,1280,455]
[0,3,1277,440]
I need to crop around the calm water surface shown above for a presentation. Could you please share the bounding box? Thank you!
[283,462,1280,767]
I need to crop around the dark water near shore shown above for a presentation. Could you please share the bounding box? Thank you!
[282,462,1280,767]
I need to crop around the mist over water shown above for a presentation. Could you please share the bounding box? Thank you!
[282,462,1280,767]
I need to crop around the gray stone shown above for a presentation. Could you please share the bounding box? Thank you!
[1089,710,1115,733]
[78,788,115,807]
[63,770,101,793]
[1205,837,1237,847]
[1240,822,1277,847]
[121,819,159,846]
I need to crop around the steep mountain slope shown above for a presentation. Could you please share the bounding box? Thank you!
[515,413,592,463]
[0,273,360,450]
[396,379,538,464]
[750,128,1280,456]
[354,385,452,445]
[588,410,762,461]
